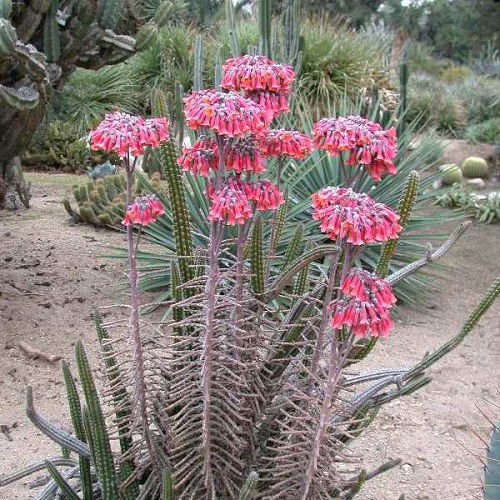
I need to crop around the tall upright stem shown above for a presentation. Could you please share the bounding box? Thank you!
[124,161,157,471]
[309,246,341,384]
[201,135,226,491]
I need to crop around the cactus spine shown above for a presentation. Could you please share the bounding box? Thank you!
[397,42,410,134]
[76,341,119,500]
[259,0,272,58]
[226,0,240,57]
[376,171,420,278]
[151,89,194,284]
[193,34,203,92]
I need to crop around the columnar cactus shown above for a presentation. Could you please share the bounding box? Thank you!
[0,0,170,206]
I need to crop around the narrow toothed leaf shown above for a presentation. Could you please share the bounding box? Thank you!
[44,461,80,500]
[62,362,92,500]
[76,341,118,500]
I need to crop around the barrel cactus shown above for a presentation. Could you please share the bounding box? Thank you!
[0,0,172,207]
[461,157,489,178]
[439,163,463,185]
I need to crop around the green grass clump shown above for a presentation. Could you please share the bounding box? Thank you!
[465,118,500,144]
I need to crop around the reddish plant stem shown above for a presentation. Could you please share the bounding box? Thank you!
[124,160,158,472]
[309,245,341,385]
[201,135,226,491]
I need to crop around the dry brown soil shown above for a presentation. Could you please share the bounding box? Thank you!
[0,172,499,499]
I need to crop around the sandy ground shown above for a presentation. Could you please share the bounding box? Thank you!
[0,172,499,499]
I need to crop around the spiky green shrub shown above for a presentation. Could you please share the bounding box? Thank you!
[23,121,92,173]
[465,118,500,144]
[128,24,195,107]
[53,66,141,134]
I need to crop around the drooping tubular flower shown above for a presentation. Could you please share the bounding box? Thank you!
[90,111,169,157]
[329,297,393,338]
[122,194,165,226]
[178,136,219,177]
[244,90,291,118]
[247,180,284,211]
[312,115,397,181]
[341,268,396,309]
[208,177,253,225]
[311,186,402,245]
[183,90,272,137]
[224,138,266,174]
[221,55,295,93]
[258,128,313,159]
[346,128,398,181]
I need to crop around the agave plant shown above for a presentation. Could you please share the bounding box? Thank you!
[2,55,499,500]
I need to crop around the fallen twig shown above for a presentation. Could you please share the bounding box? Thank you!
[18,342,62,363]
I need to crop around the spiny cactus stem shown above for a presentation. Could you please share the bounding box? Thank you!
[124,158,158,474]
[387,220,471,285]
[201,138,226,492]
[406,274,500,378]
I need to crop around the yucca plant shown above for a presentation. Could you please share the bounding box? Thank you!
[2,54,499,499]
[54,66,141,134]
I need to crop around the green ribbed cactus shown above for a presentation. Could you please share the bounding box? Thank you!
[150,88,194,284]
[461,157,489,178]
[63,172,166,228]
[439,163,463,185]
[376,171,420,278]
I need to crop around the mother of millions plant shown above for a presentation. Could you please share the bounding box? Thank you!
[1,55,499,499]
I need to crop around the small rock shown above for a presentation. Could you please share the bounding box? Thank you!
[465,178,486,190]
[34,281,52,286]
[40,302,52,309]
[4,256,12,262]
[402,463,413,473]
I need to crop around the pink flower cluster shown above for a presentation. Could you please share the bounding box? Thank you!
[183,90,272,137]
[258,129,313,159]
[225,138,266,174]
[208,178,284,225]
[311,187,402,245]
[222,55,294,92]
[208,178,253,225]
[313,115,397,181]
[329,268,396,338]
[178,137,219,177]
[90,111,169,157]
[221,55,295,118]
[122,194,165,226]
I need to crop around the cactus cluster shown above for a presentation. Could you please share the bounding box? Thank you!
[63,172,165,227]
[0,0,177,201]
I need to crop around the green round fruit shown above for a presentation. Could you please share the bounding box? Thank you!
[461,156,489,178]
[439,163,463,185]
